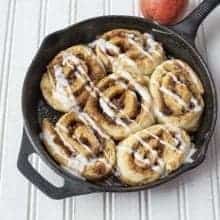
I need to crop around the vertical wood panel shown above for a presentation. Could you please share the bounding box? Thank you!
[110,0,133,15]
[76,0,104,20]
[44,0,71,35]
[149,181,180,220]
[74,1,105,220]
[0,1,40,220]
[0,0,11,95]
[0,0,17,177]
[34,1,71,220]
[202,4,220,220]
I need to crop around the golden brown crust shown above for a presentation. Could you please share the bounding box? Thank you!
[149,59,204,131]
[92,29,166,75]
[84,73,155,140]
[42,119,73,166]
[102,29,145,45]
[116,124,191,186]
[42,112,116,181]
[40,45,106,112]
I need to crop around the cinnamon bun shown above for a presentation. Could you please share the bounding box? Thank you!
[90,29,166,76]
[149,59,204,131]
[42,111,116,180]
[40,45,106,112]
[116,124,191,186]
[84,72,155,141]
[102,29,145,45]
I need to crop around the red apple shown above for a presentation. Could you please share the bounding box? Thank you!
[140,0,187,25]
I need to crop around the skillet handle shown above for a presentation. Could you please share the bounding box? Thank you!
[17,131,94,199]
[170,0,219,43]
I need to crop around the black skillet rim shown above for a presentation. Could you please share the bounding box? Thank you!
[22,15,218,192]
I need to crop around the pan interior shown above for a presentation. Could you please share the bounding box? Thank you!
[23,16,216,191]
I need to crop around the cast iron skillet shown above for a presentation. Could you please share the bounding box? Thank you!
[17,0,219,199]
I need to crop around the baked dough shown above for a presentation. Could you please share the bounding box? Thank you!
[42,112,116,181]
[41,45,106,112]
[91,29,166,75]
[150,59,204,131]
[84,72,155,140]
[116,124,191,185]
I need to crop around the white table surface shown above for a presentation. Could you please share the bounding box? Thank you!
[0,0,219,219]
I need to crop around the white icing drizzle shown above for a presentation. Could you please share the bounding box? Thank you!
[112,54,140,76]
[55,124,93,155]
[75,136,93,153]
[134,152,151,166]
[99,98,116,118]
[114,71,152,103]
[125,33,136,40]
[69,154,88,173]
[55,112,112,171]
[132,133,165,173]
[72,64,133,126]
[90,38,120,56]
[165,71,184,85]
[120,124,190,175]
[144,33,163,57]
[176,60,200,86]
[142,128,181,151]
[119,132,167,175]
[152,159,165,173]
[42,130,58,150]
[128,38,155,63]
[158,64,203,113]
[43,123,111,174]
[90,157,111,169]
[79,112,110,139]
[184,145,197,163]
[53,65,79,110]
[55,119,95,153]
[55,123,69,133]
[62,51,80,68]
[75,71,133,127]
[54,65,69,87]
[113,168,121,177]
[43,128,92,173]
[174,133,186,151]
[160,86,189,108]
[190,97,203,112]
[66,154,111,177]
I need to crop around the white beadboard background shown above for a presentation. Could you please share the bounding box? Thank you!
[0,0,219,219]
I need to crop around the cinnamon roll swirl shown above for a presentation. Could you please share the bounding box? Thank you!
[40,45,106,112]
[42,112,116,180]
[90,29,166,76]
[102,29,145,45]
[84,72,155,141]
[150,59,204,131]
[116,124,191,186]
